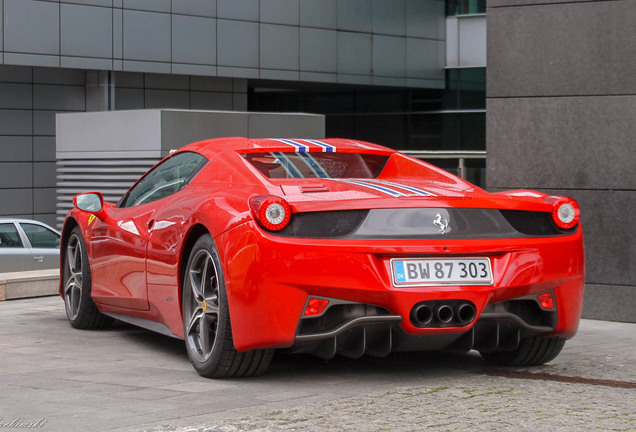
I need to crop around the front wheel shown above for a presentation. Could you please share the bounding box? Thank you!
[479,336,566,366]
[182,234,273,378]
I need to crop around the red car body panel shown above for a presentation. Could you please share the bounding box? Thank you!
[60,137,584,356]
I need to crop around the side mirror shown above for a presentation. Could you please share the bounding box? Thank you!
[74,192,104,213]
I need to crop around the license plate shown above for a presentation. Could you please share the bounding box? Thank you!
[391,258,493,286]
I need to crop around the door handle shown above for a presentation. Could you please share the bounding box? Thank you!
[33,256,45,263]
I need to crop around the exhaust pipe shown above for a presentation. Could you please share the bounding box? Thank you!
[411,304,433,326]
[455,303,476,324]
[435,304,454,324]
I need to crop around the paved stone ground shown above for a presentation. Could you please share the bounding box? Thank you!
[0,296,634,432]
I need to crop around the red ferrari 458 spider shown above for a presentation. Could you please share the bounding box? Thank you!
[60,137,584,378]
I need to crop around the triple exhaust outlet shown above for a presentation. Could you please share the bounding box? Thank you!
[410,301,476,328]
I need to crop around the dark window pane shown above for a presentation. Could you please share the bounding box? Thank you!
[0,223,23,248]
[21,224,60,248]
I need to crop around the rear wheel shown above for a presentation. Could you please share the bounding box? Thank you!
[62,227,112,329]
[182,234,273,378]
[480,336,566,366]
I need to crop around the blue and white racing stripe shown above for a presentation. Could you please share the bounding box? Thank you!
[366,180,436,197]
[304,139,336,153]
[337,179,405,197]
[298,152,329,178]
[272,152,303,178]
[276,139,309,152]
[337,179,435,197]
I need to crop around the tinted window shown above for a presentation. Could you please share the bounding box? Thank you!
[121,152,207,208]
[21,223,60,248]
[0,223,23,248]
[243,152,389,179]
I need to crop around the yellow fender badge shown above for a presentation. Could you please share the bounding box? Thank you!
[88,214,96,225]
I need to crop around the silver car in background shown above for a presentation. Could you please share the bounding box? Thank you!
[0,219,61,273]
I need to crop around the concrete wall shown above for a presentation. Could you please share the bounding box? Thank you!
[486,0,635,322]
[0,0,446,88]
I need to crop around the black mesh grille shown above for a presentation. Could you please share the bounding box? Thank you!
[274,210,369,238]
[499,210,576,236]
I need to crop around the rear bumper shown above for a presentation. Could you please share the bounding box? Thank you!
[217,221,584,352]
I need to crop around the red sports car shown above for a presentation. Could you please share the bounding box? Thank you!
[60,137,584,378]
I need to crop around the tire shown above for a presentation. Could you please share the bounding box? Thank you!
[182,234,273,378]
[480,336,566,366]
[62,227,112,329]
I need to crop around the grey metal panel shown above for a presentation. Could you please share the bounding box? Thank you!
[490,0,599,6]
[0,83,32,109]
[113,8,123,59]
[247,113,325,139]
[144,89,190,109]
[0,163,33,188]
[123,10,171,62]
[406,38,444,80]
[61,57,113,70]
[33,188,57,215]
[61,3,112,58]
[114,87,143,110]
[191,76,233,92]
[34,162,56,188]
[216,66,259,79]
[33,67,85,85]
[34,137,56,162]
[190,92,234,110]
[0,189,33,215]
[300,71,337,84]
[233,79,247,93]
[56,110,162,154]
[144,73,189,90]
[406,0,445,40]
[487,95,636,191]
[114,71,143,87]
[217,20,259,68]
[372,35,406,77]
[0,110,32,135]
[4,0,60,55]
[3,53,59,68]
[488,1,636,97]
[0,65,33,83]
[123,0,171,13]
[259,24,299,71]
[171,63,217,77]
[33,111,56,136]
[172,0,217,17]
[373,0,406,36]
[337,73,373,86]
[0,137,32,162]
[34,85,86,111]
[123,60,171,74]
[260,0,299,25]
[300,0,337,29]
[160,111,249,150]
[233,93,247,110]
[0,0,3,54]
[337,32,372,76]
[217,0,258,21]
[337,0,372,33]
[172,14,217,66]
[300,28,337,73]
[61,0,113,6]
[259,69,299,81]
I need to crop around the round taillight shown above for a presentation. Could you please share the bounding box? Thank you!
[250,195,291,231]
[552,199,580,230]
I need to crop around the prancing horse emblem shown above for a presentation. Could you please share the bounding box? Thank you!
[433,213,449,234]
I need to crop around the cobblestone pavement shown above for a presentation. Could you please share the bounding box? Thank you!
[0,297,633,432]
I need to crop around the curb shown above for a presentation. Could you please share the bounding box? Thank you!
[0,269,60,301]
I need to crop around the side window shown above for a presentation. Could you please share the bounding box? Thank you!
[21,224,61,248]
[0,223,23,248]
[121,152,207,208]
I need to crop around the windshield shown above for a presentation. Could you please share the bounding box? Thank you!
[243,152,389,179]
